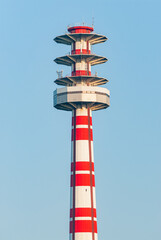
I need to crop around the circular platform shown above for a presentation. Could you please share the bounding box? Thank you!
[55,75,109,86]
[54,54,108,66]
[54,86,110,111]
[54,33,108,45]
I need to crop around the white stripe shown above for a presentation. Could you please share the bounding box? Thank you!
[72,108,92,117]
[69,233,98,240]
[91,141,94,162]
[76,140,89,161]
[74,141,94,162]
[70,233,92,240]
[93,187,97,209]
[95,233,98,240]
[76,125,88,128]
[70,216,92,221]
[75,186,91,208]
[76,125,92,129]
[70,217,97,221]
[71,171,95,175]
[72,125,92,129]
[75,108,88,116]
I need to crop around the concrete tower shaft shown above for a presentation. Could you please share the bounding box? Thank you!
[70,108,97,240]
[54,25,110,240]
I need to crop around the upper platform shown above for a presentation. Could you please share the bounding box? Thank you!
[54,54,108,66]
[54,25,107,45]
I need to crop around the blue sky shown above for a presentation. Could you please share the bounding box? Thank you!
[0,0,161,240]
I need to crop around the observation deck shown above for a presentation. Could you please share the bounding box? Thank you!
[54,86,110,111]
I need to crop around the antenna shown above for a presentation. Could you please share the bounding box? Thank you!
[92,17,94,28]
[56,70,63,79]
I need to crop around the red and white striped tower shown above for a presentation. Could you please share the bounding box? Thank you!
[54,25,110,240]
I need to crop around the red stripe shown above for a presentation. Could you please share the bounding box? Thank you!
[72,116,92,126]
[71,49,91,54]
[68,26,94,34]
[70,220,97,233]
[71,162,94,172]
[72,128,93,141]
[72,70,91,76]
[70,208,97,218]
[71,174,95,187]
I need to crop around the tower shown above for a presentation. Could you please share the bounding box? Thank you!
[54,25,110,240]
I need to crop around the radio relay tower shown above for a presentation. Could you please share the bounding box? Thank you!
[54,25,110,240]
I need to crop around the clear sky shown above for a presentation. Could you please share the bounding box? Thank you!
[0,0,161,239]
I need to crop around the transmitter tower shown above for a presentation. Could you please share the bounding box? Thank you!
[54,25,110,240]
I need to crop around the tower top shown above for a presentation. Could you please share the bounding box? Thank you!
[54,25,110,111]
[68,26,94,33]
